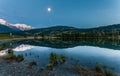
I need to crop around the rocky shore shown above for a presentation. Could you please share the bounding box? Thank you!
[0,59,62,76]
[0,59,107,76]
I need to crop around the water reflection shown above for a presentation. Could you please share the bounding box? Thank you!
[11,39,120,50]
[12,44,120,73]
[13,44,35,52]
[2,39,120,73]
[0,49,8,56]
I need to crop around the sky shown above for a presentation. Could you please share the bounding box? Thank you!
[0,0,120,28]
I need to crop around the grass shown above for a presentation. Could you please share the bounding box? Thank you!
[59,54,67,64]
[49,53,58,65]
[3,53,16,60]
[3,54,24,62]
[0,33,11,40]
[3,49,15,60]
[94,65,117,76]
[47,53,67,70]
[3,49,24,62]
[66,65,117,76]
[0,33,23,40]
[48,53,116,75]
[66,65,104,76]
[95,65,102,73]
[105,69,117,76]
[49,53,67,65]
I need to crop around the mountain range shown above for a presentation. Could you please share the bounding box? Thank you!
[0,19,120,36]
[0,19,33,33]
[0,24,19,33]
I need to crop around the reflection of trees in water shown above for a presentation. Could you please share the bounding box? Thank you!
[4,38,120,50]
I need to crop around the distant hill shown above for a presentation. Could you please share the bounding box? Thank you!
[25,26,81,34]
[13,26,82,36]
[0,24,20,33]
[90,24,120,32]
[1,18,120,34]
[13,24,120,36]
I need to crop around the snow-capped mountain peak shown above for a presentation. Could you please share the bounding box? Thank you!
[0,19,33,31]
[0,19,10,26]
[12,24,33,31]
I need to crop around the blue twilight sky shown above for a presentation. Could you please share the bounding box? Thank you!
[0,0,120,28]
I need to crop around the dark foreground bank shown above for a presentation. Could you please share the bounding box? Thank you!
[0,58,116,76]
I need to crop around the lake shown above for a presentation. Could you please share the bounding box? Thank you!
[2,39,120,74]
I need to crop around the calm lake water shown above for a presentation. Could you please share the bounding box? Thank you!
[2,39,120,74]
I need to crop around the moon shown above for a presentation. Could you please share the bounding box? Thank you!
[47,7,52,12]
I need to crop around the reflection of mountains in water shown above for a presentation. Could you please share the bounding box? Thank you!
[12,39,120,50]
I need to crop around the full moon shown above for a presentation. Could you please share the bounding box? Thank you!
[47,7,51,12]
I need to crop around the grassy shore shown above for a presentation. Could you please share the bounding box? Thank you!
[0,33,24,40]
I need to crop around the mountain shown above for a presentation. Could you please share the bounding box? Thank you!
[0,19,33,31]
[0,24,19,33]
[12,24,33,31]
[1,18,120,35]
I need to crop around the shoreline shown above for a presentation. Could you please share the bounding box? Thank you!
[0,59,105,76]
[0,37,34,45]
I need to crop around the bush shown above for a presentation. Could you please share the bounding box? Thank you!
[95,65,102,72]
[59,54,67,64]
[49,53,58,65]
[3,53,16,60]
[3,49,16,60]
[3,54,24,62]
[16,55,24,62]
